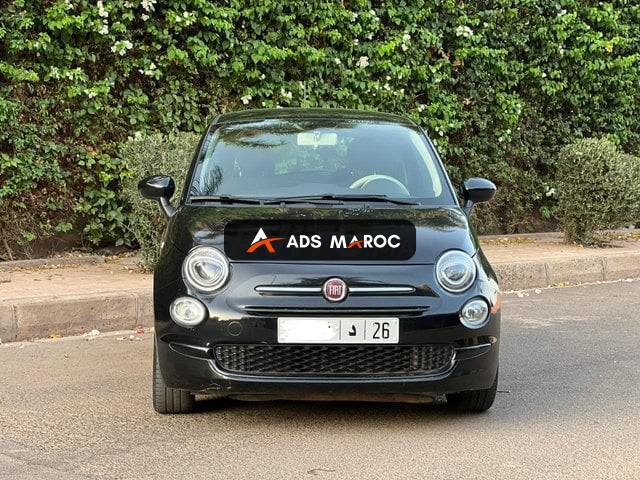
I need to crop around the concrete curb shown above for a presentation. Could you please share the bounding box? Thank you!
[1,252,639,342]
[0,255,105,271]
[0,290,153,343]
[494,252,640,291]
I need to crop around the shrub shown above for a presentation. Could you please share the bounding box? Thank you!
[121,133,200,271]
[556,138,640,245]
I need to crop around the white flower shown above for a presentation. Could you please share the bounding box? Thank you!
[123,1,132,7]
[97,0,108,18]
[559,47,565,55]
[351,12,358,22]
[355,56,369,68]
[437,130,444,137]
[353,39,359,46]
[141,14,149,21]
[111,40,133,56]
[402,33,411,42]
[401,43,408,52]
[260,73,266,80]
[333,58,341,65]
[280,88,293,100]
[139,62,157,76]
[141,0,156,12]
[416,104,426,113]
[545,188,556,197]
[455,25,473,38]
[98,23,109,35]
[383,83,390,90]
[366,32,373,40]
[240,95,252,105]
[369,9,376,15]
[558,9,567,16]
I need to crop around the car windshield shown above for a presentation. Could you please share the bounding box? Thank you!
[189,118,455,204]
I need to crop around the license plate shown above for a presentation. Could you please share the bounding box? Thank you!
[277,317,399,344]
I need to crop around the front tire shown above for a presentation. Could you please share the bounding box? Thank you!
[153,342,195,414]
[446,368,498,413]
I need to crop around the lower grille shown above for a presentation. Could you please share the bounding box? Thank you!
[214,344,454,377]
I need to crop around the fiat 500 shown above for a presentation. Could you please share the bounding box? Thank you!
[139,108,500,414]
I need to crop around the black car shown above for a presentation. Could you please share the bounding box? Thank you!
[139,108,501,414]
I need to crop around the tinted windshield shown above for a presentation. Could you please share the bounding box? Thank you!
[190,118,455,203]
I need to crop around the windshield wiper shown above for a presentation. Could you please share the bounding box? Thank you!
[266,194,420,205]
[189,195,265,205]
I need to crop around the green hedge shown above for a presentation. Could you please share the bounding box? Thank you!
[1,1,639,258]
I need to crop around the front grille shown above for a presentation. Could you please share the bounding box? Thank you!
[214,344,454,377]
[242,306,429,317]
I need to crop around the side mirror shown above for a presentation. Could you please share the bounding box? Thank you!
[138,175,176,219]
[461,177,496,216]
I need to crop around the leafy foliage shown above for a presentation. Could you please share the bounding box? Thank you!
[121,132,199,271]
[556,138,640,245]
[1,1,639,258]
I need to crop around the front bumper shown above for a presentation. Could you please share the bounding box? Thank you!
[155,313,499,396]
[154,257,500,397]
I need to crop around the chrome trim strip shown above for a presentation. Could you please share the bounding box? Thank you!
[171,342,211,353]
[350,286,415,294]
[255,286,322,293]
[255,285,415,294]
[453,342,493,361]
[455,342,492,351]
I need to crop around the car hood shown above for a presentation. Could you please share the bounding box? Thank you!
[166,205,479,265]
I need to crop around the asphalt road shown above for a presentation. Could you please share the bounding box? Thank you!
[1,280,639,480]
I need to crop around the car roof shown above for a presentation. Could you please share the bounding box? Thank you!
[215,108,417,127]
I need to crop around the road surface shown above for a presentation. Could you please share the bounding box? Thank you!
[1,280,639,479]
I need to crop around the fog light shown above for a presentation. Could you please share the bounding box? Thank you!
[459,298,490,329]
[170,296,207,327]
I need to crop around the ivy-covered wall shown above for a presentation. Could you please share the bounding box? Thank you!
[1,0,639,258]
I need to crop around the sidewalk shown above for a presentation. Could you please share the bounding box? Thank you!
[1,230,639,342]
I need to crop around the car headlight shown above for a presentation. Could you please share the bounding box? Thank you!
[435,250,477,293]
[459,297,490,329]
[170,296,208,327]
[182,246,230,293]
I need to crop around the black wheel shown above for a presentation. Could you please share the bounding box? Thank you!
[446,368,498,413]
[153,342,195,414]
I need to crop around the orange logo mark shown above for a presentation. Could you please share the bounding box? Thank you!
[348,239,363,248]
[247,228,285,253]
